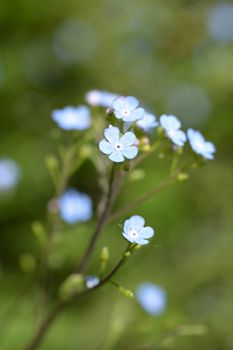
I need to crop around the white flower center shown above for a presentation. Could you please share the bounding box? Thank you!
[122,109,130,116]
[115,143,123,151]
[129,230,138,239]
[195,141,204,151]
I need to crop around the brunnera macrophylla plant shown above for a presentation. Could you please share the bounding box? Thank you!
[23,90,216,350]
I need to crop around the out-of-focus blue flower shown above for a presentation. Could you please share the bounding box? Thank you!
[160,115,187,146]
[99,126,138,163]
[137,113,158,132]
[52,106,91,130]
[85,275,100,289]
[112,96,145,122]
[58,189,92,224]
[136,283,167,315]
[187,129,216,160]
[85,90,119,108]
[206,3,233,43]
[122,215,154,245]
[0,159,21,193]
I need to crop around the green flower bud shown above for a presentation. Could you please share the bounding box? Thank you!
[59,274,84,301]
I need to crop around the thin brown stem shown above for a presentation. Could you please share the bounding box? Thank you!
[75,164,118,273]
[23,301,65,350]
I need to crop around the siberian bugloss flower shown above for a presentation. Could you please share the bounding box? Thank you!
[122,215,154,245]
[52,106,91,130]
[58,189,92,224]
[136,113,158,132]
[99,126,138,163]
[112,96,145,122]
[85,90,119,108]
[187,129,216,160]
[160,115,186,146]
[136,283,167,315]
[85,275,100,289]
[0,158,21,193]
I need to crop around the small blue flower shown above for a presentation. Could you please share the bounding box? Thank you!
[99,126,138,163]
[58,188,92,224]
[52,106,91,130]
[85,275,100,289]
[85,90,119,108]
[122,215,154,245]
[112,96,145,122]
[136,283,167,315]
[187,129,216,160]
[160,115,186,146]
[0,158,21,193]
[137,113,158,132]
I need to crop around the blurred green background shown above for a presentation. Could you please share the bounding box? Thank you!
[0,0,233,349]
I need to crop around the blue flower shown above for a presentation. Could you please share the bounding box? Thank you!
[122,215,154,245]
[137,113,158,132]
[99,126,138,163]
[85,90,119,108]
[187,129,216,160]
[112,96,145,122]
[52,106,91,130]
[58,188,92,224]
[136,283,167,315]
[85,275,100,289]
[160,115,186,146]
[0,158,21,193]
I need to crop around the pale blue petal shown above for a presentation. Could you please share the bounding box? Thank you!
[122,146,138,160]
[112,96,126,111]
[104,126,120,144]
[114,110,124,120]
[99,140,114,155]
[204,141,216,153]
[140,227,154,239]
[109,151,124,163]
[160,115,181,131]
[125,96,139,110]
[172,130,187,146]
[122,231,134,243]
[123,108,145,122]
[120,132,136,147]
[123,219,131,234]
[129,215,145,231]
[136,238,149,245]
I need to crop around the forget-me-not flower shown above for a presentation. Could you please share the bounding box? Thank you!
[52,106,91,130]
[99,126,138,163]
[137,113,158,132]
[85,90,119,108]
[58,188,92,224]
[85,275,100,289]
[136,283,167,315]
[160,115,186,146]
[0,158,21,193]
[122,215,154,245]
[112,96,145,122]
[187,129,216,160]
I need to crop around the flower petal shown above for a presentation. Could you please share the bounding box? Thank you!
[123,219,131,234]
[122,146,138,160]
[123,108,145,122]
[104,126,120,144]
[140,227,154,239]
[125,96,139,110]
[171,130,187,146]
[109,151,124,163]
[136,238,149,245]
[122,231,135,243]
[120,132,136,147]
[129,215,145,231]
[160,115,181,131]
[99,140,114,155]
